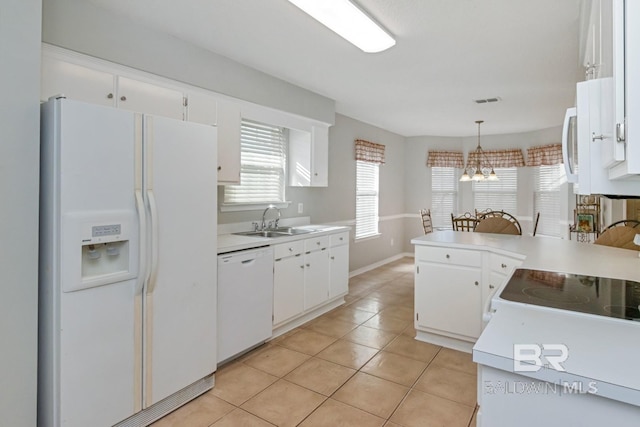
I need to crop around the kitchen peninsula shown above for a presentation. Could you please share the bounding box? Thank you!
[412,231,640,426]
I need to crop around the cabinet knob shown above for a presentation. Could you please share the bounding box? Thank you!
[120,95,127,101]
[288,247,293,252]
[306,263,310,267]
[107,93,114,99]
[217,166,222,171]
[489,284,495,289]
[339,237,343,241]
[330,256,335,260]
[316,241,321,245]
[446,254,450,259]
[314,173,318,176]
[300,265,304,269]
[501,263,507,268]
[474,281,479,286]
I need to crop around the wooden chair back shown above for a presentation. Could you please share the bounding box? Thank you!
[419,209,433,234]
[603,219,640,231]
[594,226,640,250]
[474,211,522,235]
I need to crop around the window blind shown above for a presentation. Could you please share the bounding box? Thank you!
[431,167,459,228]
[224,119,287,204]
[355,160,379,239]
[473,167,518,213]
[534,164,566,237]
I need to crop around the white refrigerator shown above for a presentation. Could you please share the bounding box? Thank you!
[39,97,218,427]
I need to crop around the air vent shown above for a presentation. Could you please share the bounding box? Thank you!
[474,97,502,104]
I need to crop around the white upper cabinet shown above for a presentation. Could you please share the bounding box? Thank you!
[609,0,640,178]
[582,0,613,80]
[215,99,242,185]
[116,76,185,120]
[41,56,115,106]
[288,124,330,187]
[186,92,241,185]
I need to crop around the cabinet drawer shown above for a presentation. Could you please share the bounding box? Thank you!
[274,240,304,259]
[489,254,523,275]
[330,231,349,247]
[415,246,482,267]
[304,235,330,252]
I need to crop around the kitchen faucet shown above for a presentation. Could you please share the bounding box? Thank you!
[261,205,280,230]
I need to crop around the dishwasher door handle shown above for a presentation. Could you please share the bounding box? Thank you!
[241,258,256,265]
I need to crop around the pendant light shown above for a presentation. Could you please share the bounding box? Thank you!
[460,120,499,182]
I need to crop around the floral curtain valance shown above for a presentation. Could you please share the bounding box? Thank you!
[355,139,385,164]
[526,143,563,166]
[468,148,525,168]
[426,150,464,168]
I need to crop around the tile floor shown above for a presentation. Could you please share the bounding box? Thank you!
[152,257,478,427]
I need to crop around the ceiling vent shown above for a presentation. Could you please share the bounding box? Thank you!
[474,97,502,104]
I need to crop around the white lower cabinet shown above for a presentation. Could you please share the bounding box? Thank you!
[329,232,349,298]
[302,235,330,311]
[414,245,523,350]
[273,241,305,326]
[415,247,482,341]
[272,230,350,330]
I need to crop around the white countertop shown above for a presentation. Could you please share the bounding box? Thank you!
[218,225,350,254]
[412,230,640,405]
[412,230,640,281]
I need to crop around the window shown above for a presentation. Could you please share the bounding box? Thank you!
[355,160,379,239]
[534,164,566,237]
[224,119,287,204]
[431,167,459,228]
[473,167,518,213]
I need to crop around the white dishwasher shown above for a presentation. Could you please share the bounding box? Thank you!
[217,246,274,364]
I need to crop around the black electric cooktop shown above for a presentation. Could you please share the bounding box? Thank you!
[500,269,640,321]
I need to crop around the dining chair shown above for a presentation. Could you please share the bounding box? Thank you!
[602,219,640,231]
[419,209,433,234]
[532,212,540,236]
[474,211,522,235]
[451,212,478,232]
[594,225,640,250]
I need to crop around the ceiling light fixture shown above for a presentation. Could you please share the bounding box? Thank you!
[460,120,499,182]
[287,0,396,53]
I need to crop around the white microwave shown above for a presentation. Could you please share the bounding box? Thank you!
[562,77,640,197]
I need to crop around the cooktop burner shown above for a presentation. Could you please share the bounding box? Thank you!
[500,269,640,321]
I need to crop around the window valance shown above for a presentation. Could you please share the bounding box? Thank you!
[468,149,525,168]
[355,139,385,164]
[426,150,464,168]
[526,143,563,166]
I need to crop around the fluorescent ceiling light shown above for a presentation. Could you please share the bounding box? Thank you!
[288,0,395,53]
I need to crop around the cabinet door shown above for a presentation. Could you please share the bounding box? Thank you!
[415,261,482,339]
[41,56,116,106]
[273,255,305,326]
[329,244,349,298]
[216,99,242,184]
[310,125,329,187]
[186,91,217,126]
[117,76,185,120]
[304,249,330,310]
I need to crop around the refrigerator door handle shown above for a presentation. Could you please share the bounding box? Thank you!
[135,190,147,296]
[147,189,160,295]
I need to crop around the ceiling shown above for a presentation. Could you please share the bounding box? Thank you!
[86,0,584,137]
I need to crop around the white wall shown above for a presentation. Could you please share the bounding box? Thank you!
[0,1,41,425]
[42,0,335,125]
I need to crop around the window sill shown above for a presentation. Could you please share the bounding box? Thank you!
[220,201,291,213]
[355,233,382,242]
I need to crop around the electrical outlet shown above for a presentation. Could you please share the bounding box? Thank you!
[298,203,304,214]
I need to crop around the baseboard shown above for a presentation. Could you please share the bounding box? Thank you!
[349,252,414,278]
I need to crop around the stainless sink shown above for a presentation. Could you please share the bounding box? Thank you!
[233,227,314,238]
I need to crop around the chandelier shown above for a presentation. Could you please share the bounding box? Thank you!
[459,120,499,182]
